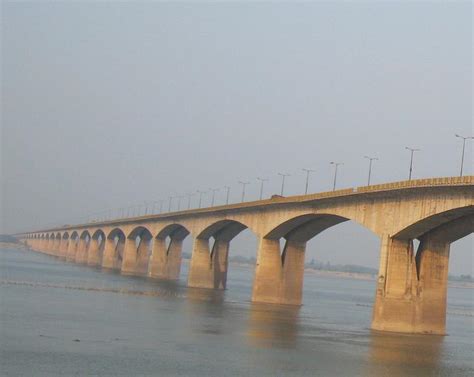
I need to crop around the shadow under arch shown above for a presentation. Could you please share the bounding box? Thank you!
[394,205,474,240]
[188,219,257,290]
[149,223,191,280]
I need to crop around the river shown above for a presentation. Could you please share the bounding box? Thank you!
[1,247,472,376]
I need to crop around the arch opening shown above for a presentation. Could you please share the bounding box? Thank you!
[253,213,380,306]
[188,220,257,291]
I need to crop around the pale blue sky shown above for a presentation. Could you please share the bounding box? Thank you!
[2,1,472,273]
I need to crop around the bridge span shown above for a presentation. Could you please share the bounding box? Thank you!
[19,176,473,335]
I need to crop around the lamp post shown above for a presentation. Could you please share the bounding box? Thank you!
[363,156,378,186]
[186,193,195,210]
[405,147,420,181]
[278,173,290,196]
[257,177,268,200]
[329,162,343,191]
[177,195,185,211]
[302,168,316,194]
[455,134,473,176]
[209,188,220,206]
[197,190,206,209]
[238,181,250,202]
[158,200,164,214]
[223,186,231,205]
[168,196,174,212]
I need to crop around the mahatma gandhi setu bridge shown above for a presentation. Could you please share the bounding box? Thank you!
[17,176,473,335]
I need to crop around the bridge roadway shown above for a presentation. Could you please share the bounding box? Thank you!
[19,176,474,335]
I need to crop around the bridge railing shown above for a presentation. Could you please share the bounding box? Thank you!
[355,176,473,193]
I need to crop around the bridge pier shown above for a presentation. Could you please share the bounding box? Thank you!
[188,238,229,289]
[75,238,88,263]
[121,239,138,274]
[149,237,183,280]
[121,235,151,275]
[371,234,450,335]
[136,238,151,275]
[66,239,77,261]
[87,238,102,266]
[251,238,305,305]
[59,239,69,258]
[102,238,121,269]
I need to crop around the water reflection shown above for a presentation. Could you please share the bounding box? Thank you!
[247,303,300,348]
[366,331,444,376]
[183,287,227,336]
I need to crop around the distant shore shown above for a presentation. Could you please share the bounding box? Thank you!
[0,242,29,250]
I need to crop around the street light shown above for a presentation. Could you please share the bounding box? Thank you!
[363,156,378,186]
[168,196,174,212]
[329,162,343,191]
[186,192,195,210]
[197,190,206,208]
[278,173,290,196]
[158,199,164,214]
[455,134,473,176]
[238,181,250,202]
[405,147,420,181]
[257,177,268,200]
[209,188,220,206]
[223,186,231,205]
[177,195,185,211]
[302,168,316,194]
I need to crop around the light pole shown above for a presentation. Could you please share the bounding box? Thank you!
[257,177,268,200]
[159,200,164,214]
[168,196,174,212]
[329,162,343,191]
[405,147,420,181]
[197,190,206,209]
[278,173,290,196]
[223,186,231,205]
[186,193,195,209]
[209,188,220,206]
[455,134,473,176]
[363,156,378,186]
[238,181,250,202]
[177,195,185,211]
[302,168,316,194]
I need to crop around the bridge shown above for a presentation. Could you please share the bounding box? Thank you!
[18,176,473,335]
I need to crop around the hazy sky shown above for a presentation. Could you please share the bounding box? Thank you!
[2,1,472,273]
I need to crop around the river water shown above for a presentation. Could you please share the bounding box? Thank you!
[1,247,472,376]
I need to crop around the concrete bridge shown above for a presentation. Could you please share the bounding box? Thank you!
[19,176,473,335]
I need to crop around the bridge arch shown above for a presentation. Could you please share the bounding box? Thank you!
[373,214,473,335]
[86,229,107,266]
[188,219,258,290]
[156,223,190,241]
[75,230,91,263]
[102,228,127,270]
[149,224,191,280]
[253,213,381,306]
[393,206,474,240]
[122,226,154,275]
